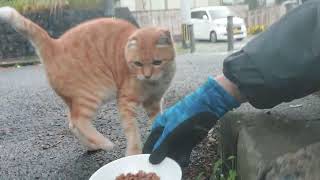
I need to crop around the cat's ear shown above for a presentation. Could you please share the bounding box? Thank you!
[127,39,138,49]
[157,29,172,47]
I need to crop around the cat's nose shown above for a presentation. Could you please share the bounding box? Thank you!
[145,75,151,79]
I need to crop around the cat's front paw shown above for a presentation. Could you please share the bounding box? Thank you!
[87,138,115,151]
[99,139,115,151]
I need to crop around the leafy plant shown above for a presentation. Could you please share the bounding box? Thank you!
[248,25,266,35]
[211,155,237,180]
[195,172,205,180]
[195,154,237,180]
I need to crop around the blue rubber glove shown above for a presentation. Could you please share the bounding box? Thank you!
[143,77,240,166]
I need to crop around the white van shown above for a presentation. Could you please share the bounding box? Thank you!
[191,6,247,42]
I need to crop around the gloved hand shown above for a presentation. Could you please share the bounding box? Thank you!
[143,77,240,167]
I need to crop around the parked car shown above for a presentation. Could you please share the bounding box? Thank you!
[191,6,247,42]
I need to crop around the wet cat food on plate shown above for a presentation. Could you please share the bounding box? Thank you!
[115,170,160,180]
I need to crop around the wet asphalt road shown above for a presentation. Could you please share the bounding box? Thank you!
[2,51,320,180]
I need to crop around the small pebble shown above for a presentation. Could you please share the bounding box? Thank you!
[208,137,216,142]
[41,145,49,150]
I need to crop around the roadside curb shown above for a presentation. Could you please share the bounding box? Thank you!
[0,57,40,67]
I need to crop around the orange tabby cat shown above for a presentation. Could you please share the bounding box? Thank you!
[0,7,176,155]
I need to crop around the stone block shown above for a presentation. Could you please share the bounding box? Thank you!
[220,112,320,180]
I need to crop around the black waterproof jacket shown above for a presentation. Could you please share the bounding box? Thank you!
[223,0,320,108]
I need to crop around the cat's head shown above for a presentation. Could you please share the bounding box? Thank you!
[125,27,175,81]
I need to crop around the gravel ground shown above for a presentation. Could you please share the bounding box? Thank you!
[0,53,229,179]
[2,41,319,179]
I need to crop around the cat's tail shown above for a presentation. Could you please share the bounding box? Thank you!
[0,6,52,51]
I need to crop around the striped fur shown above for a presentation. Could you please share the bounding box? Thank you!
[0,7,176,155]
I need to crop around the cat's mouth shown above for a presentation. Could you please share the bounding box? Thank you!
[137,75,161,81]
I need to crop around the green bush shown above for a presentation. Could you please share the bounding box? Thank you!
[0,0,104,12]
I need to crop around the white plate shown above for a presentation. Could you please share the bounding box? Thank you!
[89,154,182,180]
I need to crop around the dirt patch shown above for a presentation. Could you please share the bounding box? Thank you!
[182,128,219,180]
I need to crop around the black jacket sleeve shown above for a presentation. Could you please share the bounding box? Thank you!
[223,0,320,109]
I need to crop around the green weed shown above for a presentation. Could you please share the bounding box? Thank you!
[197,155,237,180]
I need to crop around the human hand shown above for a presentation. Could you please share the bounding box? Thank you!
[143,77,240,166]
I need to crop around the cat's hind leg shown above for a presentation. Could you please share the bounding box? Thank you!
[68,97,114,151]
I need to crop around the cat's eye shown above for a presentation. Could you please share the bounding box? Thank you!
[152,60,162,66]
[134,61,143,67]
